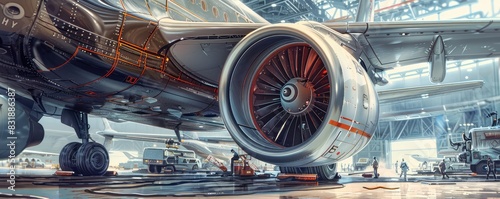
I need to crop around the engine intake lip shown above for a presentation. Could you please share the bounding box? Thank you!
[219,23,345,166]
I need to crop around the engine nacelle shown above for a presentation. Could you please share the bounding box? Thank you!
[0,95,45,159]
[219,23,379,167]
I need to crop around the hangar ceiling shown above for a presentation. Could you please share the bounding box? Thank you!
[242,0,486,23]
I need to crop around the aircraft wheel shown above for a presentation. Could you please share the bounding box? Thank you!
[59,142,82,172]
[148,165,157,173]
[76,142,109,176]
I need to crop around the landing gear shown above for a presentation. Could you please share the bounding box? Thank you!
[59,142,81,171]
[76,142,109,176]
[59,109,109,176]
[280,163,340,181]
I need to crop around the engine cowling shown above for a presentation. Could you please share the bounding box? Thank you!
[0,95,45,159]
[219,23,379,167]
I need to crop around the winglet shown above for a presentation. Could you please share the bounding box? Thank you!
[102,136,113,150]
[102,118,113,131]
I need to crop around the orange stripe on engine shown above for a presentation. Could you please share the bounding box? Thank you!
[329,120,372,139]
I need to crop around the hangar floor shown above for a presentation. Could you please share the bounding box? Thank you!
[1,167,499,198]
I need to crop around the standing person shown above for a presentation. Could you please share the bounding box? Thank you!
[372,157,379,178]
[486,157,497,180]
[230,149,239,175]
[395,160,399,174]
[400,158,409,181]
[439,159,450,179]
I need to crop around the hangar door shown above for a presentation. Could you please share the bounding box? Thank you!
[391,139,437,171]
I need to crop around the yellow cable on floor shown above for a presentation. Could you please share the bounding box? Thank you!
[363,186,400,190]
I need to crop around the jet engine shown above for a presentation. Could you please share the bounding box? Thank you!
[0,95,45,159]
[219,23,379,173]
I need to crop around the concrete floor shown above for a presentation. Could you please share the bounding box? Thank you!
[0,167,499,198]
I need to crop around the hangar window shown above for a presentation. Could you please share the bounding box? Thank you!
[212,6,219,18]
[223,12,228,22]
[201,0,207,12]
[391,138,437,170]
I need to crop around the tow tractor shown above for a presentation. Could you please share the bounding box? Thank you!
[206,154,317,181]
[206,155,228,172]
[207,154,255,177]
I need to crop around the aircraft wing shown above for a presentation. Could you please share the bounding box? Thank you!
[97,131,233,143]
[97,131,175,143]
[21,150,59,156]
[377,80,483,103]
[97,131,233,161]
[161,19,500,72]
[324,20,500,70]
[152,18,500,84]
[159,19,499,85]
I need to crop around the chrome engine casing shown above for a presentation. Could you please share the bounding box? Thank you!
[219,22,378,167]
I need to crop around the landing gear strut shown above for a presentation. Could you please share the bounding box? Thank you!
[59,109,109,175]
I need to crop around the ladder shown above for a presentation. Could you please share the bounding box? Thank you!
[206,155,227,172]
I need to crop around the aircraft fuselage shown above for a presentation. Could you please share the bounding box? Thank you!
[0,0,265,130]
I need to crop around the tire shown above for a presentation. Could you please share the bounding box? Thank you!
[475,162,488,175]
[192,164,199,170]
[280,163,339,181]
[170,165,177,172]
[155,165,163,174]
[76,142,109,176]
[59,142,82,172]
[148,165,157,173]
